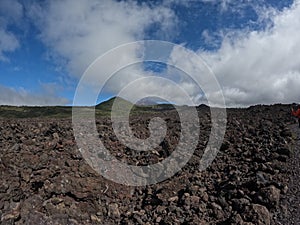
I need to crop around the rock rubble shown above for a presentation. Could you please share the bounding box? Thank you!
[0,104,298,224]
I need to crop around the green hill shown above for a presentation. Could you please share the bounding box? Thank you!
[96,96,133,111]
[0,97,178,118]
[0,105,72,118]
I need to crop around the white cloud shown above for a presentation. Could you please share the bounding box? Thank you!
[168,0,300,107]
[0,84,70,106]
[28,0,300,107]
[30,0,176,77]
[0,0,23,61]
[28,0,181,106]
[105,64,204,106]
[168,45,224,106]
[0,28,19,61]
[0,0,23,22]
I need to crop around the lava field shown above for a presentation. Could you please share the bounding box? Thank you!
[0,104,299,224]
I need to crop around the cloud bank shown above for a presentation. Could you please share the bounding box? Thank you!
[30,0,299,107]
[0,0,23,61]
[28,0,181,106]
[3,0,299,107]
[30,0,176,77]
[0,84,69,106]
[199,0,300,106]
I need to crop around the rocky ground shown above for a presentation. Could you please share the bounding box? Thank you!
[0,104,299,224]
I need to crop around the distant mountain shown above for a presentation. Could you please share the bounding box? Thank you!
[197,104,210,109]
[96,96,210,112]
[95,96,177,113]
[95,96,133,111]
[136,97,158,106]
[0,100,294,118]
[135,96,173,106]
[0,96,213,119]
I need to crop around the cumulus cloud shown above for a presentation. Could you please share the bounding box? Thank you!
[29,0,176,77]
[168,0,300,107]
[0,0,23,21]
[26,0,300,107]
[102,63,204,106]
[27,0,181,105]
[0,84,70,106]
[0,0,23,61]
[204,0,300,106]
[0,29,19,61]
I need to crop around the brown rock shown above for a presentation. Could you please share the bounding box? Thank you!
[53,132,60,140]
[108,203,120,218]
[232,198,250,212]
[190,195,200,207]
[91,214,102,223]
[168,196,179,202]
[259,185,281,208]
[211,202,224,219]
[249,204,270,225]
[230,213,244,224]
[1,210,20,221]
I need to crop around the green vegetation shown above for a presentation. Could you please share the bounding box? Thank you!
[0,106,72,118]
[0,97,176,118]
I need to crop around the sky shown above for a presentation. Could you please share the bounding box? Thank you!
[0,0,299,107]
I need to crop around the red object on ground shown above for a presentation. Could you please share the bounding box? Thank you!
[292,108,300,118]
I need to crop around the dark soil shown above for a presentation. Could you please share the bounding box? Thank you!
[0,104,299,224]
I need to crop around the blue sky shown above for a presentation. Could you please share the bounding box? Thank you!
[0,0,299,106]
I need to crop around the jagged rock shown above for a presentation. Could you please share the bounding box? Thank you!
[277,145,292,157]
[280,128,292,137]
[0,104,297,224]
[108,203,120,218]
[230,213,245,224]
[53,132,60,140]
[210,202,224,219]
[259,185,281,208]
[232,198,250,212]
[168,196,178,202]
[247,204,271,225]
